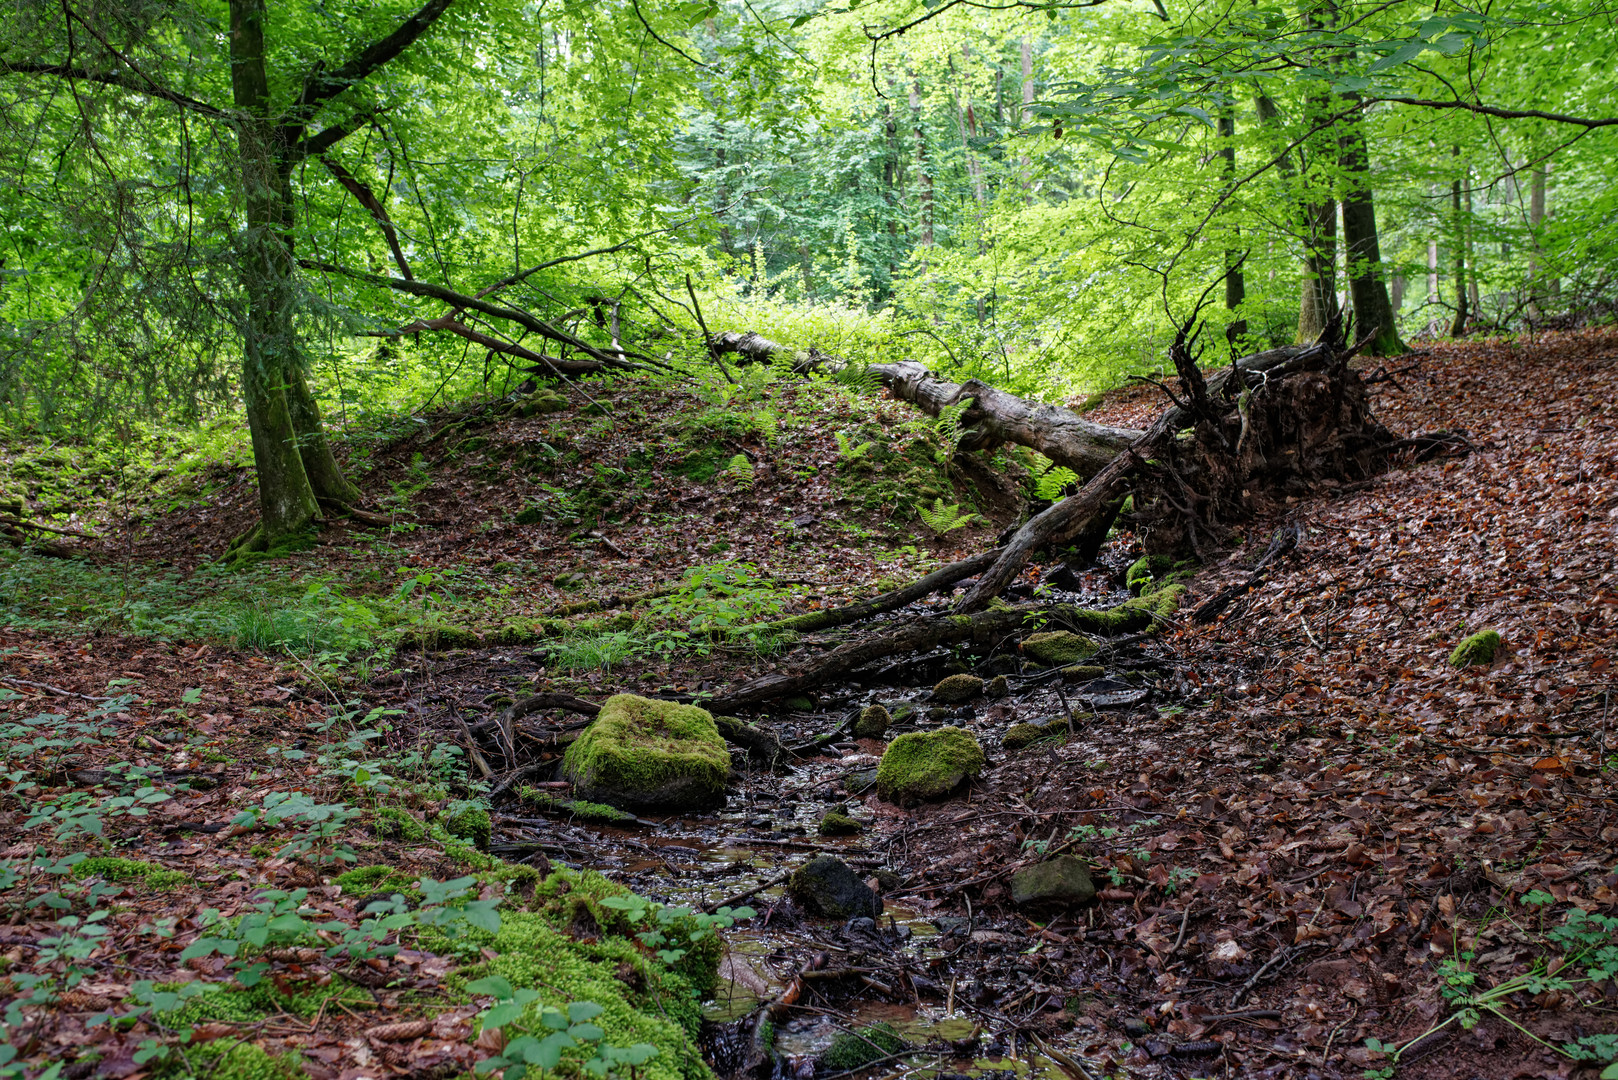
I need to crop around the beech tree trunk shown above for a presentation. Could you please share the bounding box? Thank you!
[1336,98,1404,356]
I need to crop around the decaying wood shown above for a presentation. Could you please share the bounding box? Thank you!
[709,599,1171,713]
[754,547,1003,635]
[709,331,1139,477]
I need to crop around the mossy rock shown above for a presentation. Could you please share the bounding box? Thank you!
[1002,717,1071,751]
[440,801,492,851]
[1011,855,1096,908]
[1022,631,1098,666]
[1449,629,1503,668]
[515,505,545,525]
[931,674,984,704]
[782,695,815,712]
[876,727,985,807]
[453,435,492,457]
[853,704,891,740]
[1060,665,1105,683]
[561,694,729,812]
[515,388,570,417]
[985,674,1010,698]
[819,811,864,836]
[371,806,426,841]
[69,856,185,891]
[821,1022,908,1071]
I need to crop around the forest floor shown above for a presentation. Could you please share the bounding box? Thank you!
[1,328,1615,1080]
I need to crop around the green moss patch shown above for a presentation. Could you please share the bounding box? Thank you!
[853,705,891,739]
[876,727,985,807]
[518,787,638,824]
[561,695,729,812]
[440,801,492,851]
[371,806,426,841]
[818,811,863,836]
[69,857,186,891]
[1022,631,1097,666]
[821,1022,908,1071]
[1449,629,1503,668]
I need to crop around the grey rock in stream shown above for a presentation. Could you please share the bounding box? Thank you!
[1011,855,1096,907]
[788,855,883,919]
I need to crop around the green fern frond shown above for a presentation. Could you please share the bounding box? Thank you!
[752,409,779,447]
[725,454,755,488]
[917,497,975,535]
[835,432,873,460]
[833,363,882,395]
[1027,451,1054,478]
[934,398,973,463]
[1035,465,1079,501]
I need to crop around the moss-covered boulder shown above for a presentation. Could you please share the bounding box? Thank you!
[985,674,1010,698]
[932,674,984,704]
[1126,554,1177,595]
[853,704,892,739]
[1022,631,1098,666]
[1011,856,1096,908]
[1060,664,1105,683]
[514,387,570,417]
[1449,629,1502,668]
[561,695,729,812]
[876,727,985,806]
[789,855,881,919]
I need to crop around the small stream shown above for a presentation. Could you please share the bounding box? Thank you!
[489,561,1176,1080]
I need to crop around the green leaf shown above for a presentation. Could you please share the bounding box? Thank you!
[467,975,515,998]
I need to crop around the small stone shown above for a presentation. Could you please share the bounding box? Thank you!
[845,768,878,795]
[819,811,863,836]
[783,695,815,712]
[853,705,891,739]
[789,855,882,919]
[1449,629,1502,668]
[1060,665,1104,683]
[985,675,1010,698]
[1011,856,1096,907]
[1022,631,1098,666]
[932,674,984,703]
[560,694,729,811]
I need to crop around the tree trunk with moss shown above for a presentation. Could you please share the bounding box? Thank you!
[229,0,323,557]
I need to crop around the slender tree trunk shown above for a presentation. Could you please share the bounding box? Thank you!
[1335,95,1404,355]
[911,81,933,251]
[1427,237,1439,333]
[228,0,320,553]
[1463,170,1480,315]
[1294,90,1339,343]
[1019,37,1034,201]
[1218,107,1247,344]
[1448,146,1469,337]
[1529,163,1547,318]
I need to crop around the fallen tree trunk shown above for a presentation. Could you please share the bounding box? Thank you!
[750,547,1003,636]
[709,331,1140,477]
[708,595,1176,713]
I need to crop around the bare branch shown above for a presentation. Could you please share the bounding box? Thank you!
[1376,95,1618,129]
[293,0,454,117]
[316,155,412,280]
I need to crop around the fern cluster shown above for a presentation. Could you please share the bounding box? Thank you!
[751,409,779,447]
[835,431,874,460]
[917,497,975,535]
